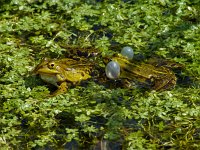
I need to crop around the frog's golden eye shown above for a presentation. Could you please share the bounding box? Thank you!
[48,62,55,69]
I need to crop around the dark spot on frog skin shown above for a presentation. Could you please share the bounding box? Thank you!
[81,72,84,77]
[60,74,64,79]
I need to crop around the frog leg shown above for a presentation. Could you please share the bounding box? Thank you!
[50,82,68,96]
[152,73,177,91]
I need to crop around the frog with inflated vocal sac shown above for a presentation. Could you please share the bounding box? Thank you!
[105,53,183,91]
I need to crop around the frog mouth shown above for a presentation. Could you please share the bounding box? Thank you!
[36,68,60,74]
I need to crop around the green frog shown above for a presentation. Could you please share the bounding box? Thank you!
[33,53,182,96]
[33,57,94,96]
[107,54,182,91]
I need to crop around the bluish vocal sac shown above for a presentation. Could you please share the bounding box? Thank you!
[121,46,134,60]
[105,61,120,79]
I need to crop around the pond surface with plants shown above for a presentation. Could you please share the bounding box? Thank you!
[0,0,200,149]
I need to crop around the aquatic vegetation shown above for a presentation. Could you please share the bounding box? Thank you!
[0,0,200,149]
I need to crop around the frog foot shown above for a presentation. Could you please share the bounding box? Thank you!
[50,82,68,96]
[152,72,177,91]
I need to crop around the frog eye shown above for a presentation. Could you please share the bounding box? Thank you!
[121,46,134,60]
[105,61,120,79]
[48,62,55,69]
